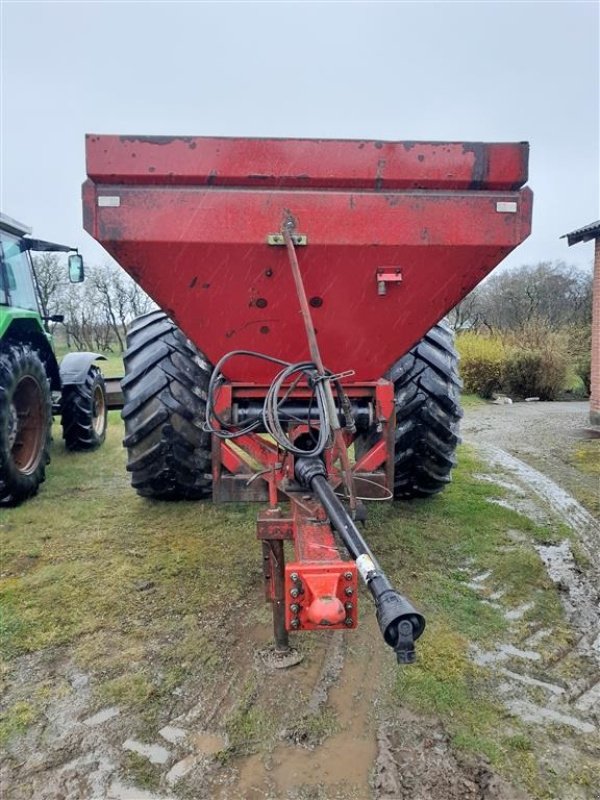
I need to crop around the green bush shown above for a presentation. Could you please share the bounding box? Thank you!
[503,349,567,400]
[565,324,592,396]
[457,323,575,400]
[501,324,570,400]
[574,351,591,396]
[456,332,506,398]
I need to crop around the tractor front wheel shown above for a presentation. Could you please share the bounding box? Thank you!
[61,366,108,450]
[121,310,213,500]
[0,346,52,505]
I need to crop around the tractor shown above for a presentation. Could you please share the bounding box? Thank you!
[0,212,108,505]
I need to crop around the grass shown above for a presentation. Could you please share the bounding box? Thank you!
[569,441,600,478]
[0,411,257,730]
[0,414,581,797]
[566,440,600,516]
[459,393,486,410]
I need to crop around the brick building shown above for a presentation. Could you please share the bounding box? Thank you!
[562,221,600,425]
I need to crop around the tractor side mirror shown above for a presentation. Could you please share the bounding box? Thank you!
[68,253,84,283]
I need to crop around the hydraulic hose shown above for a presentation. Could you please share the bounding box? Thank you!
[295,457,426,663]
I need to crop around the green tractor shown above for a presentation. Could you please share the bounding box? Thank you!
[0,213,108,505]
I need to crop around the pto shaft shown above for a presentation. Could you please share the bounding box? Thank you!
[295,457,426,663]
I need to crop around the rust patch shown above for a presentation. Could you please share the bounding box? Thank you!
[118,135,196,145]
[462,142,489,189]
[375,159,386,191]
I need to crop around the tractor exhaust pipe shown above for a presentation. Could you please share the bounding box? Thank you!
[295,458,426,663]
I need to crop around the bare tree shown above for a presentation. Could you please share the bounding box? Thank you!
[31,253,68,330]
[59,262,155,352]
[447,288,483,332]
[450,261,592,333]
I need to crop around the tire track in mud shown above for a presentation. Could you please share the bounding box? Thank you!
[218,615,385,800]
[476,444,600,543]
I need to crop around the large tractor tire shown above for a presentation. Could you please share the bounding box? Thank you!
[0,345,52,505]
[121,310,213,500]
[356,322,462,499]
[61,366,107,450]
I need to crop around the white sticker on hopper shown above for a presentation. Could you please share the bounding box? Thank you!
[98,196,121,207]
[496,201,517,213]
[356,554,376,581]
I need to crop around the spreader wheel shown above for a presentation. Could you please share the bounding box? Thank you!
[0,345,52,505]
[61,366,107,450]
[356,322,462,499]
[121,310,213,500]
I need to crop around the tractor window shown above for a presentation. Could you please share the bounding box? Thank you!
[0,232,39,312]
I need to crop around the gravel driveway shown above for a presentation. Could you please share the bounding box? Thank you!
[462,400,597,521]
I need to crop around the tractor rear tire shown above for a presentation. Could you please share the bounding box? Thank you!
[0,345,52,505]
[355,322,462,499]
[61,366,107,450]
[121,310,213,500]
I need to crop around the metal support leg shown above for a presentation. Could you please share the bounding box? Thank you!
[268,540,289,652]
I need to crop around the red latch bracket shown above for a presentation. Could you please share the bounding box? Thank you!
[376,267,403,296]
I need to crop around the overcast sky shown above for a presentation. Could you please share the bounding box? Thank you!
[1,1,598,272]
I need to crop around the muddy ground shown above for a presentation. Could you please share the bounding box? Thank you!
[1,401,598,800]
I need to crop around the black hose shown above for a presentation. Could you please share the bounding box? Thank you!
[205,349,349,458]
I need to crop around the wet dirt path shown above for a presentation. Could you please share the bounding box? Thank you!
[461,400,597,521]
[223,619,383,800]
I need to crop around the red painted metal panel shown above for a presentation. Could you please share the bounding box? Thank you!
[86,135,528,191]
[83,135,532,382]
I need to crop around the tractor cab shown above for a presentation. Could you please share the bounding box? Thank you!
[0,213,84,319]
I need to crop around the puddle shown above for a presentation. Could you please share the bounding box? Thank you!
[499,668,565,695]
[471,643,541,665]
[504,602,534,621]
[82,706,120,727]
[535,539,600,649]
[107,779,176,800]
[122,739,171,765]
[504,698,596,734]
[158,725,187,744]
